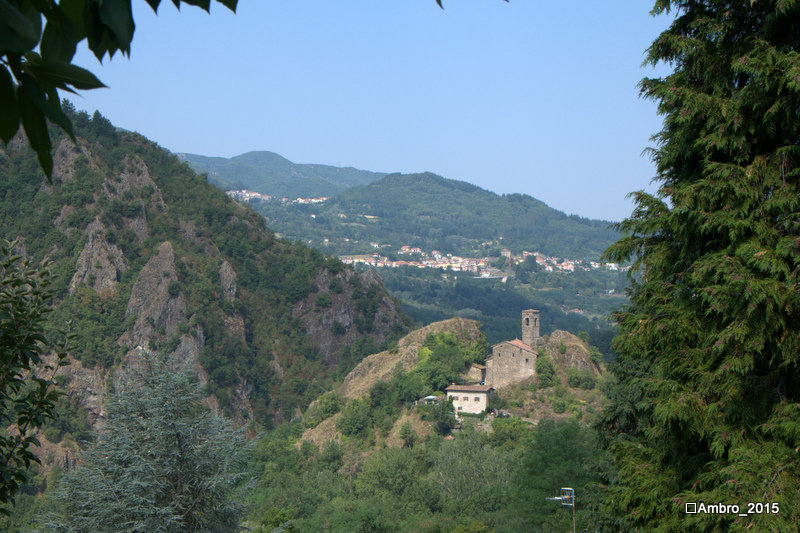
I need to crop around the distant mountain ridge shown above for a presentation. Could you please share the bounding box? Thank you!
[246,171,616,259]
[179,150,386,198]
[182,148,617,258]
[333,172,618,257]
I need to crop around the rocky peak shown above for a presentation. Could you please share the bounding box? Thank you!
[69,218,128,295]
[542,330,602,376]
[120,241,186,349]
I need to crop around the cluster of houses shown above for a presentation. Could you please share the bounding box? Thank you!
[340,246,624,276]
[225,189,328,205]
[423,310,542,415]
[340,250,488,273]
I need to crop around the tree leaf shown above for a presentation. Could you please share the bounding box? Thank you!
[179,0,211,12]
[0,67,20,143]
[40,11,78,62]
[16,85,52,180]
[216,0,237,12]
[25,59,106,90]
[58,0,87,40]
[97,0,135,51]
[144,0,161,13]
[0,0,42,54]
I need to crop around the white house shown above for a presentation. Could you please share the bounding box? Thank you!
[445,384,493,414]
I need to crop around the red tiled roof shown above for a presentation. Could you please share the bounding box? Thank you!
[445,384,492,393]
[508,339,535,351]
[488,339,536,354]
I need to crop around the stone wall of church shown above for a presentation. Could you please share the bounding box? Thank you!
[485,342,536,388]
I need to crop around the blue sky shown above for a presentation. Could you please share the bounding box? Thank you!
[71,1,674,222]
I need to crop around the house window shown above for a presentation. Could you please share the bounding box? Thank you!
[474,397,480,402]
[457,406,462,410]
[463,396,469,401]
[525,358,529,363]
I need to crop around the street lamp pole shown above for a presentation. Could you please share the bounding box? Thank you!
[545,487,575,533]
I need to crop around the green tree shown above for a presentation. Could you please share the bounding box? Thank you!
[601,2,800,530]
[536,354,556,388]
[0,240,69,514]
[44,351,251,532]
[514,420,609,531]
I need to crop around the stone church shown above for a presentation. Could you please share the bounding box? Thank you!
[483,309,540,389]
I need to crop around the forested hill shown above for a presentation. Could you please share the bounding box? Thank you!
[179,150,386,198]
[254,172,619,259]
[0,109,409,430]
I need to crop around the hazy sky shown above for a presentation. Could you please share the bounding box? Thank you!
[70,1,674,222]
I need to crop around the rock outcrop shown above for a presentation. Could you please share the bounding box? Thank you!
[340,317,482,400]
[119,241,185,349]
[70,218,128,294]
[294,268,406,365]
[219,260,237,301]
[542,330,601,377]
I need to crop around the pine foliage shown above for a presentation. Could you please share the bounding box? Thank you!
[44,353,251,532]
[600,2,800,530]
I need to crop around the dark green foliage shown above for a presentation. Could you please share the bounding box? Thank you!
[399,422,417,448]
[600,2,800,530]
[40,395,93,445]
[167,280,181,297]
[423,400,456,436]
[315,291,331,309]
[336,398,371,438]
[536,354,556,388]
[0,242,70,514]
[303,391,344,428]
[566,367,595,390]
[511,419,610,531]
[331,320,346,336]
[413,332,488,393]
[44,352,251,532]
[47,286,129,368]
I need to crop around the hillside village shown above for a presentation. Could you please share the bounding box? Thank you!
[339,246,626,277]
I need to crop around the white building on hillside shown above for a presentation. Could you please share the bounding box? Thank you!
[445,384,493,414]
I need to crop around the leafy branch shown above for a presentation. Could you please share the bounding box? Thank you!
[0,0,238,180]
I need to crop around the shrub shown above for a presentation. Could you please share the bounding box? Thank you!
[315,293,332,309]
[167,281,181,297]
[536,355,556,388]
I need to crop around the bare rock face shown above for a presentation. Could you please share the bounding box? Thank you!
[51,138,97,183]
[543,330,601,375]
[178,219,220,258]
[219,260,237,301]
[340,317,482,399]
[121,241,186,349]
[169,327,208,384]
[293,269,405,365]
[69,218,128,294]
[102,155,169,242]
[105,155,164,204]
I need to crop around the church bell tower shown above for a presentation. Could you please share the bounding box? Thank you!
[522,309,540,347]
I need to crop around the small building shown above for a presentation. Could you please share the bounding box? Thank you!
[445,384,493,414]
